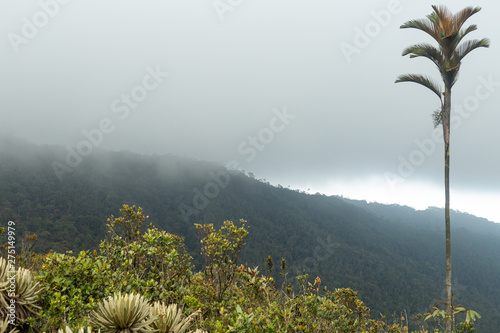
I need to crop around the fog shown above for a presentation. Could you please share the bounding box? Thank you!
[1,0,499,221]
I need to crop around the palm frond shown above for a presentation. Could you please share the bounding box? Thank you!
[395,74,443,100]
[453,6,481,32]
[400,19,440,42]
[455,38,490,62]
[451,24,478,50]
[402,43,444,70]
[397,6,488,106]
[431,5,454,36]
[428,6,483,57]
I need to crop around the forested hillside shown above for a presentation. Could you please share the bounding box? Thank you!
[1,137,499,330]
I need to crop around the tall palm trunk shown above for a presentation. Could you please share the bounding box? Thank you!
[395,7,489,333]
[443,86,452,333]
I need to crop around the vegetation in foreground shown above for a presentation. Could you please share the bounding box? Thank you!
[0,205,480,332]
[1,137,500,330]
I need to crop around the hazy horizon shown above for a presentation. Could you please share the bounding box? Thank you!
[1,1,499,222]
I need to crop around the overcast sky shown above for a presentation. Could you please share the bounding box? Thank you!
[1,0,499,222]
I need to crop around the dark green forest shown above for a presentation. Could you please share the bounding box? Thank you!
[1,137,499,331]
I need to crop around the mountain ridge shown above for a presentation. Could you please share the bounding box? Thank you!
[1,137,499,330]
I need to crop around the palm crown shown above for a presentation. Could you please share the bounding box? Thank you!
[396,5,489,100]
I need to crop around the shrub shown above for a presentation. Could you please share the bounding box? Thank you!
[100,205,192,303]
[195,220,248,302]
[36,251,116,330]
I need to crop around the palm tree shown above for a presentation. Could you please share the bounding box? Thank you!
[395,6,489,332]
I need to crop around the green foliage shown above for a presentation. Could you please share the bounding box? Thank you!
[36,250,115,330]
[0,198,490,331]
[91,292,154,333]
[1,139,500,330]
[198,267,402,333]
[423,298,481,333]
[226,304,261,332]
[33,205,194,330]
[105,205,145,244]
[23,205,483,332]
[195,220,248,302]
[455,322,476,333]
[100,204,192,303]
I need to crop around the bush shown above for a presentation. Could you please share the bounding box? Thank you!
[195,220,248,303]
[13,205,456,332]
[100,205,193,303]
[36,251,115,330]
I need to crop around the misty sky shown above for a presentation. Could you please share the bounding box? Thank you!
[1,0,500,222]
